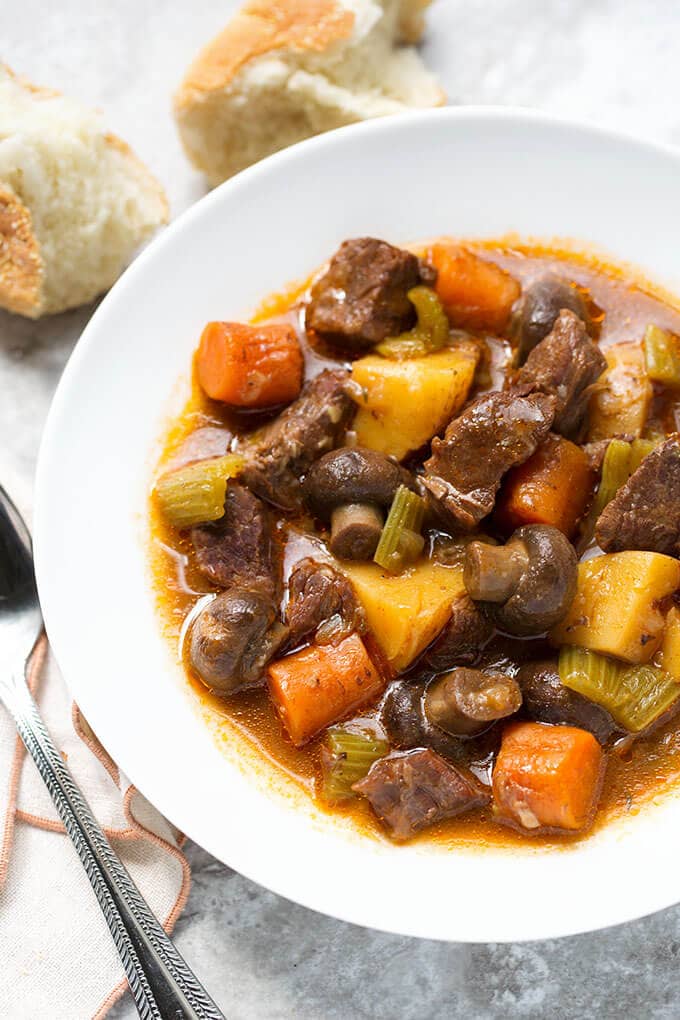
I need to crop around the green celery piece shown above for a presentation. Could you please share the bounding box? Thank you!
[592,439,632,517]
[376,286,449,360]
[629,436,661,472]
[374,485,426,573]
[321,728,388,803]
[559,645,680,732]
[644,324,680,387]
[155,453,244,529]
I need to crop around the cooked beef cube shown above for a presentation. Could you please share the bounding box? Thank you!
[381,678,469,763]
[306,237,436,349]
[595,435,680,557]
[286,557,365,646]
[191,483,278,596]
[423,593,494,671]
[515,309,606,438]
[189,584,288,694]
[514,274,592,364]
[422,391,555,529]
[353,748,490,840]
[242,369,355,511]
[516,660,619,745]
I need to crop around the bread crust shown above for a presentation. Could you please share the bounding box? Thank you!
[0,184,43,317]
[175,0,356,107]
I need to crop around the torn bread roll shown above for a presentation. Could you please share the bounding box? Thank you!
[0,65,168,319]
[174,0,444,186]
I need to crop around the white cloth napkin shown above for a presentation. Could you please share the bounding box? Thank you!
[0,638,190,1019]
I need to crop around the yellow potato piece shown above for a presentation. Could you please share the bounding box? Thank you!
[587,341,652,441]
[351,344,479,461]
[342,560,465,673]
[659,607,680,681]
[551,552,680,663]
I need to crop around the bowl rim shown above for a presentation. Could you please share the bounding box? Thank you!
[33,105,680,943]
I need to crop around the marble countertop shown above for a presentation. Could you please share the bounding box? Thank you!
[4,1,680,1016]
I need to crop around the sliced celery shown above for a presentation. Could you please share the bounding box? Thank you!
[376,286,449,360]
[644,324,680,387]
[616,665,680,732]
[321,728,388,803]
[559,645,680,732]
[592,439,632,516]
[629,436,661,472]
[374,485,426,573]
[155,453,244,529]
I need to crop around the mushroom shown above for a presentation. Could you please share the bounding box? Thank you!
[463,524,577,635]
[303,446,414,560]
[514,274,592,364]
[189,585,288,694]
[424,668,522,737]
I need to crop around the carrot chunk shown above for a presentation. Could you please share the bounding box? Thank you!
[267,633,384,747]
[426,243,520,333]
[492,721,605,833]
[495,434,596,537]
[197,321,303,408]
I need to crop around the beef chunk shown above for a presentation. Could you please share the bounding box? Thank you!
[515,309,606,438]
[353,748,490,840]
[189,584,288,694]
[596,435,680,556]
[516,660,618,745]
[423,593,494,671]
[242,369,355,511]
[286,557,364,646]
[306,237,436,349]
[191,483,278,596]
[423,391,556,529]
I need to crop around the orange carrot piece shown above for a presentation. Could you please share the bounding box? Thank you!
[267,633,383,747]
[492,721,605,833]
[426,243,520,333]
[197,321,303,408]
[495,434,596,537]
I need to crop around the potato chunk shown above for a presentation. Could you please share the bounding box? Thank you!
[342,560,466,673]
[551,551,680,663]
[587,341,652,441]
[351,344,479,461]
[659,607,680,681]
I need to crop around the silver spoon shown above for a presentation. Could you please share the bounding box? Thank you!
[0,485,225,1020]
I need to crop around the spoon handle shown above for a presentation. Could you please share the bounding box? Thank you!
[0,669,225,1020]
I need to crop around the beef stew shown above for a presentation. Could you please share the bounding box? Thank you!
[150,238,680,846]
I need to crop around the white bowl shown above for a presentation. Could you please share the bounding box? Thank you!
[35,108,680,942]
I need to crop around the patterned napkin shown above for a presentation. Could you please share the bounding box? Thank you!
[0,637,190,1019]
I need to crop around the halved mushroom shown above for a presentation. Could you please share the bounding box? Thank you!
[514,274,592,364]
[189,585,288,694]
[303,446,415,560]
[463,524,577,635]
[424,668,522,737]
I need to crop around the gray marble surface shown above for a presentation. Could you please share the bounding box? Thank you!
[4,1,680,1017]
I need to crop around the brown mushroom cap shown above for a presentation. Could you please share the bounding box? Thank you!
[464,524,577,636]
[303,446,413,519]
[514,274,591,364]
[189,586,287,694]
[424,668,522,737]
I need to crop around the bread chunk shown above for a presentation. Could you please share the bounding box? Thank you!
[174,0,444,186]
[0,65,167,318]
